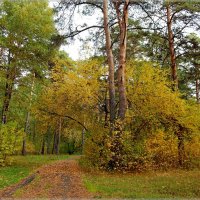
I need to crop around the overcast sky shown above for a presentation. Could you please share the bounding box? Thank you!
[49,0,101,60]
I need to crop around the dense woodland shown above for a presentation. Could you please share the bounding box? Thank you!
[0,0,200,171]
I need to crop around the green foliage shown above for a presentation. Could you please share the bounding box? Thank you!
[0,122,24,166]
[0,0,55,64]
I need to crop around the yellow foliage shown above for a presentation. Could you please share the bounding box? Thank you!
[36,57,106,132]
[185,135,200,160]
[24,141,36,154]
[127,61,200,134]
[145,130,178,169]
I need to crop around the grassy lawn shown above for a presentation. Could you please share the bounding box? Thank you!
[83,170,200,199]
[0,154,69,189]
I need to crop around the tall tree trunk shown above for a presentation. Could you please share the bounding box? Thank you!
[22,73,35,155]
[67,143,70,154]
[55,117,62,155]
[81,128,85,154]
[177,129,185,167]
[32,120,36,142]
[1,52,15,124]
[104,96,109,127]
[22,112,30,156]
[52,130,57,154]
[113,0,129,120]
[103,0,116,124]
[46,126,51,154]
[41,137,45,155]
[196,79,199,103]
[166,4,178,90]
[2,75,13,124]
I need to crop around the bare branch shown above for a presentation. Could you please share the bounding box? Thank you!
[63,25,103,39]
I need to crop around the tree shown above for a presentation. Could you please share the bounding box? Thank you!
[103,0,116,124]
[136,1,200,90]
[56,0,131,124]
[0,0,55,124]
[181,34,200,103]
[166,2,178,90]
[126,61,200,167]
[0,122,24,165]
[113,0,129,120]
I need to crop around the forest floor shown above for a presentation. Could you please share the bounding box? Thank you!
[0,155,92,199]
[1,155,200,199]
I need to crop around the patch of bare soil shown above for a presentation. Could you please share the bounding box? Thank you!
[0,157,93,199]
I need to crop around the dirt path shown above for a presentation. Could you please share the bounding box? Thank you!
[0,156,93,199]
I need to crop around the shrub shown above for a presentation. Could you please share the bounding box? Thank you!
[0,122,24,166]
[83,129,111,170]
[25,140,36,154]
[185,135,200,168]
[145,130,179,169]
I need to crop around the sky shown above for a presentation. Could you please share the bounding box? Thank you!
[49,0,101,60]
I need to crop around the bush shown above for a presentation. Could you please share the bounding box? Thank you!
[25,140,36,154]
[83,122,150,172]
[185,135,200,168]
[83,128,111,170]
[0,122,24,166]
[145,130,179,169]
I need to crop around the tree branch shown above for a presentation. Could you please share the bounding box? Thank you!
[63,25,103,39]
[75,2,103,12]
[40,109,88,131]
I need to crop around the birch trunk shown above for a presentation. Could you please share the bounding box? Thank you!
[22,73,35,155]
[113,0,129,120]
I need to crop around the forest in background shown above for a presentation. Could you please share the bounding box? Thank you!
[0,0,200,171]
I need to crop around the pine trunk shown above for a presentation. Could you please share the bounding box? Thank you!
[103,0,116,124]
[166,4,178,90]
[115,0,129,120]
[196,79,199,103]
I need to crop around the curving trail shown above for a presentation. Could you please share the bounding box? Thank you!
[0,156,92,199]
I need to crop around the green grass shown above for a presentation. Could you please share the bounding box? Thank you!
[0,154,69,189]
[83,170,200,199]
